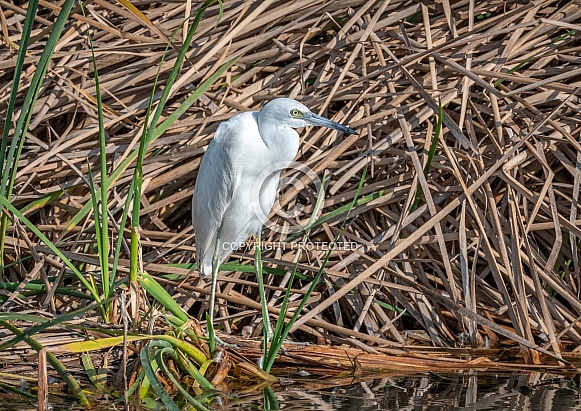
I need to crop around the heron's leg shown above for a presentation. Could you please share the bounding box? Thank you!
[207,226,237,355]
[208,224,222,355]
[254,233,273,355]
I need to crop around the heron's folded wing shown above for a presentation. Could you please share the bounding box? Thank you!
[192,118,246,275]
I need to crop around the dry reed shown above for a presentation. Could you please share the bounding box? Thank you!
[2,0,581,368]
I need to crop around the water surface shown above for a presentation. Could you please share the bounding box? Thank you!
[1,371,579,410]
[226,371,581,410]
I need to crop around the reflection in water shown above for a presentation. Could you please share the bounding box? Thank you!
[227,372,581,410]
[1,372,579,410]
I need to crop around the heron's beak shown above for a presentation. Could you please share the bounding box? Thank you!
[304,112,357,135]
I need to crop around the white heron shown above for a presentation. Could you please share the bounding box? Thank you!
[192,98,356,351]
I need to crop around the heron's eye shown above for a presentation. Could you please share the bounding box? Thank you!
[290,109,301,117]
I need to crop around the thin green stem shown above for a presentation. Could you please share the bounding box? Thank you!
[264,167,367,372]
[61,56,238,233]
[254,234,271,367]
[269,172,329,361]
[0,195,103,314]
[0,0,71,272]
[79,0,112,315]
[0,311,111,408]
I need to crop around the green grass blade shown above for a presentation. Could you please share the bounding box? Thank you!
[150,57,238,142]
[139,271,189,323]
[0,382,37,400]
[0,194,103,307]
[0,281,90,300]
[0,320,89,406]
[19,186,76,215]
[264,167,367,371]
[63,332,207,365]
[128,2,226,284]
[269,172,329,360]
[0,0,75,227]
[81,352,108,391]
[156,348,210,411]
[128,18,177,284]
[176,349,214,391]
[144,0,216,147]
[139,342,181,411]
[62,57,238,232]
[110,178,135,297]
[86,162,107,298]
[0,299,109,351]
[63,335,152,352]
[286,190,385,242]
[263,386,280,410]
[0,0,71,269]
[79,2,111,304]
[0,0,39,172]
[113,371,144,405]
[425,99,443,176]
[254,236,269,366]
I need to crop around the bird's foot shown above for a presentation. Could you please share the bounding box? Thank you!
[283,340,311,346]
[214,335,238,349]
[278,341,311,356]
[256,355,265,370]
[210,336,238,363]
[266,324,274,342]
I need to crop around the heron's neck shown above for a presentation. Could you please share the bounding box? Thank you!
[257,119,300,164]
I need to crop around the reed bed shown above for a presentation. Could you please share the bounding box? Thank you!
[1,0,581,401]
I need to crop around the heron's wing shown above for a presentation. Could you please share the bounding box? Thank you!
[192,113,257,276]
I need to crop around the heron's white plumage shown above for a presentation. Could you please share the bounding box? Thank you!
[193,101,300,277]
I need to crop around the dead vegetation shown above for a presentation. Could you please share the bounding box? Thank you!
[2,0,581,372]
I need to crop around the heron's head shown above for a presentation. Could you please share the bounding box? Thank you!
[258,98,357,134]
